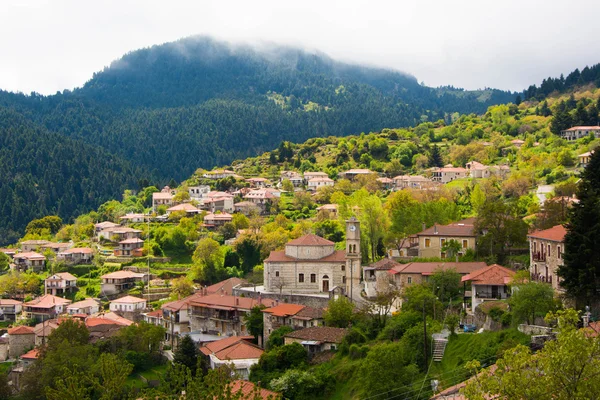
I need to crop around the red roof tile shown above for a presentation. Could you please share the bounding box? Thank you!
[189,294,276,311]
[8,326,34,335]
[264,249,346,263]
[528,225,567,242]
[21,348,39,360]
[461,264,516,286]
[389,262,487,276]
[227,380,280,400]
[287,234,334,246]
[284,326,347,343]
[214,341,264,361]
[417,219,476,237]
[262,304,305,317]
[199,336,255,356]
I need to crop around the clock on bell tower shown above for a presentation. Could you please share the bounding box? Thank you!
[345,217,361,300]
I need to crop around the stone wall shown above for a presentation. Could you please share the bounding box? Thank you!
[264,261,345,293]
[8,333,35,358]
[233,288,331,309]
[518,324,552,336]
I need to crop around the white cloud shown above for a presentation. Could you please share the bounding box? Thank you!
[0,0,599,94]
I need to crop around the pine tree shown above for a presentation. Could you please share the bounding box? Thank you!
[559,150,600,308]
[173,335,199,375]
[428,144,443,167]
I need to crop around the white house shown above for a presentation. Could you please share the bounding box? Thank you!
[0,299,23,321]
[188,185,211,200]
[461,264,515,311]
[66,298,100,315]
[101,270,147,295]
[560,126,600,141]
[307,177,334,191]
[203,169,237,179]
[119,213,146,224]
[109,295,147,313]
[44,272,77,296]
[431,167,468,183]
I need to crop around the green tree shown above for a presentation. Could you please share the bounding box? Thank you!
[45,372,92,400]
[401,283,443,319]
[323,296,355,328]
[192,238,225,284]
[170,276,195,299]
[244,305,266,343]
[25,215,63,235]
[428,144,443,167]
[559,150,600,307]
[441,239,462,261]
[429,267,461,303]
[0,253,10,272]
[281,179,294,192]
[509,282,556,325]
[94,353,133,400]
[266,326,294,350]
[174,335,200,375]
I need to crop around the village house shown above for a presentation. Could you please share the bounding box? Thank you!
[303,171,329,182]
[66,298,100,315]
[387,261,487,290]
[44,272,77,296]
[201,191,235,213]
[166,203,201,215]
[461,264,515,311]
[528,224,566,291]
[466,161,492,179]
[416,218,477,258]
[23,294,72,321]
[0,299,23,321]
[119,213,146,224]
[161,297,193,345]
[188,185,211,200]
[188,293,276,336]
[363,258,403,298]
[85,313,133,342]
[200,336,263,379]
[234,201,260,215]
[100,270,147,295]
[264,219,362,300]
[560,125,600,141]
[0,248,17,258]
[114,238,144,257]
[19,240,50,252]
[339,168,374,181]
[144,309,162,327]
[284,326,348,354]
[511,139,525,148]
[97,226,143,242]
[12,252,46,272]
[387,235,419,258]
[246,177,269,188]
[203,212,233,228]
[392,175,432,190]
[244,188,279,211]
[40,242,72,253]
[33,318,63,346]
[94,221,120,236]
[578,151,593,167]
[7,326,35,358]
[57,247,94,264]
[109,295,147,321]
[280,171,304,188]
[152,192,174,211]
[8,346,39,388]
[203,169,237,179]
[307,177,335,191]
[226,380,280,400]
[431,166,468,184]
[376,177,394,190]
[262,303,324,344]
[316,204,338,219]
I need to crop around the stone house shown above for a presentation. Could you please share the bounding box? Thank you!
[560,125,600,141]
[152,192,174,211]
[12,252,46,272]
[199,336,263,379]
[203,212,233,228]
[264,218,362,301]
[114,238,144,257]
[97,226,142,242]
[431,166,468,184]
[392,175,432,190]
[307,177,334,191]
[461,264,515,311]
[56,247,94,264]
[66,298,100,315]
[339,168,374,181]
[233,201,260,215]
[19,240,50,252]
[388,261,487,290]
[40,242,72,253]
[166,203,201,215]
[0,299,23,322]
[188,293,275,336]
[528,224,566,291]
[363,258,403,298]
[284,326,348,354]
[0,338,7,362]
[201,196,235,213]
[416,218,477,258]
[119,213,146,224]
[44,272,77,296]
[7,326,35,358]
[23,294,72,321]
[100,270,147,295]
[109,295,147,321]
[262,303,324,344]
[303,171,329,182]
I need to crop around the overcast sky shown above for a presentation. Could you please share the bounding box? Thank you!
[1,0,599,95]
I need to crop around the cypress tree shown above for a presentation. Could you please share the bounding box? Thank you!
[559,150,600,308]
[173,335,199,374]
[428,144,443,167]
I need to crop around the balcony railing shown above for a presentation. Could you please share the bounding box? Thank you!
[532,252,547,262]
[530,273,552,284]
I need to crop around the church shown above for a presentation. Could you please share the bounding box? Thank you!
[263,218,362,300]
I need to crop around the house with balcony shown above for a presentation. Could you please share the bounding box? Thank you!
[578,151,593,167]
[23,294,72,322]
[307,177,335,191]
[416,218,477,258]
[110,295,147,321]
[97,226,142,242]
[167,203,201,215]
[161,296,196,345]
[303,171,329,182]
[200,336,263,379]
[0,299,23,321]
[189,293,275,336]
[203,212,233,228]
[528,224,566,291]
[152,192,174,211]
[100,270,147,295]
[188,185,211,200]
[44,272,77,296]
[66,298,100,315]
[461,264,515,311]
[12,252,46,272]
[363,258,403,298]
[560,125,600,141]
[57,247,94,264]
[40,242,72,254]
[114,238,144,257]
[262,303,324,344]
[19,240,50,252]
[119,213,146,224]
[431,166,468,184]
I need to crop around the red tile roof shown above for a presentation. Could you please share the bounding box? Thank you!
[264,249,346,263]
[227,380,280,400]
[417,219,476,237]
[262,303,305,317]
[145,309,163,318]
[284,327,348,343]
[287,234,334,246]
[110,295,146,304]
[24,294,71,309]
[389,262,487,276]
[189,293,276,311]
[13,252,46,260]
[528,225,567,242]
[206,277,245,295]
[199,335,255,356]
[368,258,402,270]
[60,247,94,254]
[21,348,40,360]
[8,326,34,335]
[214,341,264,361]
[461,264,516,286]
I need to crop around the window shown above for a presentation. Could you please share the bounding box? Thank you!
[441,252,446,259]
[342,276,346,284]
[407,277,412,284]
[440,238,446,247]
[299,273,305,283]
[341,265,345,271]
[425,238,431,248]
[310,274,316,283]
[275,271,279,277]
[558,246,562,259]
[462,240,468,248]
[547,244,551,256]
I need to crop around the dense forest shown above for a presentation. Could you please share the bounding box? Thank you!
[524,63,600,101]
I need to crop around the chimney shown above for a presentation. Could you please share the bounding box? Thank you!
[422,222,426,231]
[235,297,239,306]
[434,224,438,234]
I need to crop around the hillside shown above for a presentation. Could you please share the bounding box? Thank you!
[0,36,519,241]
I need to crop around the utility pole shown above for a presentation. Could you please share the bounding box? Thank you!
[423,299,428,367]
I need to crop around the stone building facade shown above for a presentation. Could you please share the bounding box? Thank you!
[263,218,362,301]
[7,326,35,358]
[528,225,566,291]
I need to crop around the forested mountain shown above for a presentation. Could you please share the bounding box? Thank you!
[524,63,600,101]
[0,35,516,242]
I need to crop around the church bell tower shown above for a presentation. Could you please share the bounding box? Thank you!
[345,217,361,301]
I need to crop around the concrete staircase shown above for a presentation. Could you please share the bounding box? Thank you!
[432,337,448,362]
